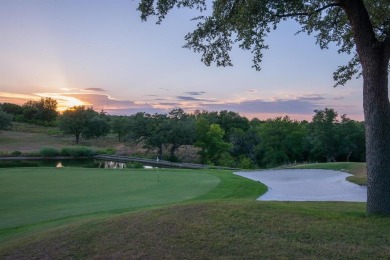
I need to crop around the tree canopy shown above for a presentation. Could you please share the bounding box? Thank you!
[59,106,110,144]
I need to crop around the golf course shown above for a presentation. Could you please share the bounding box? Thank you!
[1,165,390,259]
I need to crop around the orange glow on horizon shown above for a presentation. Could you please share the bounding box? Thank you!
[33,93,90,112]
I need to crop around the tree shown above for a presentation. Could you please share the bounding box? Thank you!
[22,98,58,125]
[257,116,307,167]
[165,109,196,161]
[137,1,390,215]
[338,115,365,162]
[229,126,260,164]
[0,103,23,117]
[195,119,232,165]
[195,110,250,141]
[111,116,131,141]
[0,108,12,131]
[144,113,169,158]
[126,112,154,144]
[82,116,111,140]
[309,108,340,162]
[59,106,98,144]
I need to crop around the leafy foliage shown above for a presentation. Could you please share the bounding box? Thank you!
[39,147,60,157]
[21,98,59,125]
[196,121,232,165]
[0,108,13,131]
[257,116,308,167]
[59,106,110,144]
[60,147,95,158]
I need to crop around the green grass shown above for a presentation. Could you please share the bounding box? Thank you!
[290,162,367,185]
[2,165,387,258]
[0,168,266,245]
[1,201,389,259]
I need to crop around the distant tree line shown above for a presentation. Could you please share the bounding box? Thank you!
[59,107,365,168]
[0,98,58,126]
[0,99,365,168]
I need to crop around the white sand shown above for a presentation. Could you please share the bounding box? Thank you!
[235,169,367,202]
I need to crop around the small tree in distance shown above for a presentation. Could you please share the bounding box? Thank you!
[59,106,102,144]
[0,108,13,131]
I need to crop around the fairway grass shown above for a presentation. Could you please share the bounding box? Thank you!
[0,167,266,245]
[1,201,389,259]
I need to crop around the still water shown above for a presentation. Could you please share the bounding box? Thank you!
[0,159,137,169]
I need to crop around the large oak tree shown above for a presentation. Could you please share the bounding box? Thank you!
[137,0,390,215]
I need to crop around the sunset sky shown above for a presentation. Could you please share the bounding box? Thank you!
[0,0,365,120]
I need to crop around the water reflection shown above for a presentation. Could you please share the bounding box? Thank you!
[0,159,151,169]
[56,162,63,168]
[102,161,126,169]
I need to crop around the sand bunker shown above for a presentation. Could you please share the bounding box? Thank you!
[235,169,367,202]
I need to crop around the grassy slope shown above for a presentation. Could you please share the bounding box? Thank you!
[0,123,197,160]
[0,123,121,154]
[0,168,266,246]
[290,162,367,185]
[1,201,389,259]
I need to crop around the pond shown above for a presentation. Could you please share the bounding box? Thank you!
[0,159,149,169]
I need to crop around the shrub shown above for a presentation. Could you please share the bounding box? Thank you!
[96,148,116,155]
[126,162,144,168]
[239,156,255,169]
[217,152,237,168]
[40,147,60,157]
[0,160,39,168]
[61,147,95,158]
[11,151,22,156]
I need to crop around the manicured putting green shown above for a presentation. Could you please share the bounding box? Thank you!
[0,168,220,229]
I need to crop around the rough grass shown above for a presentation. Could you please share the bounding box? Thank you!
[290,162,367,185]
[1,201,389,259]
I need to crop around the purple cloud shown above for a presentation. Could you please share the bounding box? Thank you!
[84,88,105,92]
[184,91,206,96]
[201,96,324,116]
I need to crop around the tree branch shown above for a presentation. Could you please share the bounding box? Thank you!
[276,3,342,18]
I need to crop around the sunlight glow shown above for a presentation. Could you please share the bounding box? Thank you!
[34,93,89,111]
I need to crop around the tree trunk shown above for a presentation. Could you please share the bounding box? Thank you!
[363,61,390,215]
[170,144,179,160]
[157,145,163,159]
[346,151,352,162]
[76,133,80,144]
[342,0,390,215]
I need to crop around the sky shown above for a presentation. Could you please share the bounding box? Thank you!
[0,0,365,121]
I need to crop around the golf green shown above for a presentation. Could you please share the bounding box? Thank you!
[0,167,220,229]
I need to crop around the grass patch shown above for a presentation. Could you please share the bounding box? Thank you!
[290,162,367,185]
[1,201,389,259]
[0,168,264,244]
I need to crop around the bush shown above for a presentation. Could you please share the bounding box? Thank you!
[217,152,237,168]
[0,160,39,168]
[239,156,255,169]
[61,147,95,158]
[126,162,144,168]
[96,148,116,155]
[40,147,60,157]
[11,151,22,156]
